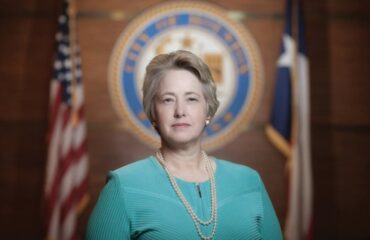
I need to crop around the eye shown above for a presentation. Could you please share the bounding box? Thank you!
[187,97,199,102]
[163,98,174,103]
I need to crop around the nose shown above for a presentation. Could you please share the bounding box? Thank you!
[174,100,185,118]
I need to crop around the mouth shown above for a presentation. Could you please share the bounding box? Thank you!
[172,123,190,128]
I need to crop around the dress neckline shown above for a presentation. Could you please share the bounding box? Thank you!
[150,155,218,185]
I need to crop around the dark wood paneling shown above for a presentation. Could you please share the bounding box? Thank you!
[0,0,58,238]
[0,122,48,238]
[307,1,370,239]
[329,20,370,125]
[332,130,370,239]
[311,125,336,239]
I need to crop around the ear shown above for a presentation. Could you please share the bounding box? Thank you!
[205,117,211,126]
[151,109,159,130]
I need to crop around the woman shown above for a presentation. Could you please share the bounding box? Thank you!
[86,50,282,239]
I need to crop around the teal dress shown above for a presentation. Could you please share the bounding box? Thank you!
[86,157,282,239]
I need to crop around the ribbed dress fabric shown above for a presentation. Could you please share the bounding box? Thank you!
[86,157,282,240]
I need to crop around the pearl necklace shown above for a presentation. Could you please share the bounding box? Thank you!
[156,150,218,240]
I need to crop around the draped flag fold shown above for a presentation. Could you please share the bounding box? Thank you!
[266,0,313,239]
[44,0,89,239]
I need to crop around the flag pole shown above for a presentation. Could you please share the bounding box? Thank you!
[68,0,90,215]
[68,0,78,120]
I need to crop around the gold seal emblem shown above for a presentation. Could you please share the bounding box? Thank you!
[109,1,264,151]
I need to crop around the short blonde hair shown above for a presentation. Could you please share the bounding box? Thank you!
[142,50,219,123]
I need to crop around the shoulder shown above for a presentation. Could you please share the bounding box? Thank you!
[215,158,263,188]
[108,156,159,189]
[112,156,155,176]
[216,158,260,178]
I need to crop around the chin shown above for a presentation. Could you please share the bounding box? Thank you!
[163,135,202,147]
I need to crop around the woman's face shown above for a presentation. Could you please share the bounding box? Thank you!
[154,69,208,147]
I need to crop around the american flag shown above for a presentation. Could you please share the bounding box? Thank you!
[44,0,89,239]
[266,0,313,239]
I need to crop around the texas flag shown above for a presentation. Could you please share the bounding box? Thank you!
[266,0,313,239]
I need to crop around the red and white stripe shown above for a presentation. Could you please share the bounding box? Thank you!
[45,82,88,240]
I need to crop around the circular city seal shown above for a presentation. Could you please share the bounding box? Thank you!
[109,1,264,151]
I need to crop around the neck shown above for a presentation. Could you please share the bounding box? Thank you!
[159,145,204,171]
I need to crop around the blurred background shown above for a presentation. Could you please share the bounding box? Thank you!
[0,0,369,239]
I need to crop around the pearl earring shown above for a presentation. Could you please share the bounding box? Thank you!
[205,119,210,126]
